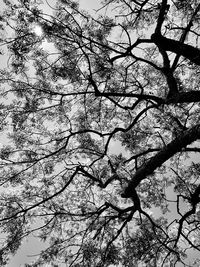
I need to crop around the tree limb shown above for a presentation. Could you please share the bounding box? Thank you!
[151,34,200,66]
[155,0,169,34]
[172,4,200,70]
[122,124,200,198]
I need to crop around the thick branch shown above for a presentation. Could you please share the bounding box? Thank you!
[167,91,200,103]
[122,124,200,198]
[162,68,179,97]
[151,34,200,66]
[155,0,169,34]
[172,4,200,70]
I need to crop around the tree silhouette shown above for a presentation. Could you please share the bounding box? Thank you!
[0,0,200,266]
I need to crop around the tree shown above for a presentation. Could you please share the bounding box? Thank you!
[0,0,200,266]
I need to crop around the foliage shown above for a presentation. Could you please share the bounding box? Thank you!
[0,0,200,266]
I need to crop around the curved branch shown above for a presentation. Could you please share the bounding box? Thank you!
[104,104,158,153]
[122,124,200,198]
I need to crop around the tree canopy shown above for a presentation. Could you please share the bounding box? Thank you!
[0,0,200,266]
